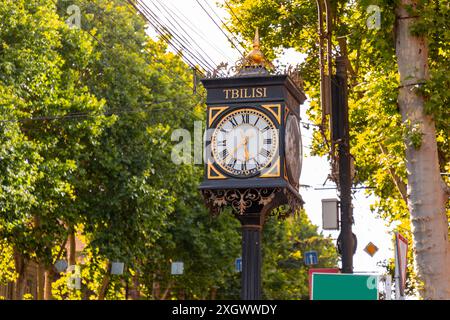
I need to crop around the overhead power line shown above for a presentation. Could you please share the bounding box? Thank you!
[200,0,246,48]
[163,0,235,62]
[0,100,199,124]
[41,0,206,123]
[130,0,214,74]
[139,0,216,72]
[223,0,246,30]
[194,0,245,57]
[150,0,219,70]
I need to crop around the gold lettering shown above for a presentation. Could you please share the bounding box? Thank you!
[255,87,263,98]
[223,87,268,99]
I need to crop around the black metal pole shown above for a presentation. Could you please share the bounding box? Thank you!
[332,56,354,273]
[241,224,262,300]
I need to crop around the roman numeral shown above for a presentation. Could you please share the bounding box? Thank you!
[228,158,237,168]
[220,128,228,133]
[218,140,226,147]
[254,118,260,126]
[241,162,247,171]
[220,149,229,159]
[259,148,270,158]
[230,117,238,127]
[264,138,272,145]
[261,126,270,132]
[241,114,249,124]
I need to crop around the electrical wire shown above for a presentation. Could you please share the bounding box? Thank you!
[200,0,246,50]
[199,0,246,50]
[194,0,244,57]
[0,100,198,124]
[163,0,235,62]
[30,0,206,123]
[150,0,219,70]
[136,0,216,73]
[131,0,214,74]
[223,0,246,30]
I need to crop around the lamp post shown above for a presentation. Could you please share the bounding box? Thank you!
[316,0,355,273]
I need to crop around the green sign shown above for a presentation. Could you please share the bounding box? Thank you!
[311,273,379,300]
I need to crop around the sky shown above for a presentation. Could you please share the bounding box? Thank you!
[141,0,396,276]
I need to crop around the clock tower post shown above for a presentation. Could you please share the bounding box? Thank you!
[200,30,306,300]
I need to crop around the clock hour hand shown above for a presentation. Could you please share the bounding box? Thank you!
[243,137,250,162]
[224,138,246,162]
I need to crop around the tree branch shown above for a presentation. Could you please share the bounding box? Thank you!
[160,281,173,300]
[379,144,408,203]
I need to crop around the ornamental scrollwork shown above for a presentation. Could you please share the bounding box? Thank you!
[202,188,281,215]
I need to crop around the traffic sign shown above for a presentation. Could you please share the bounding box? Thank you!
[395,233,408,297]
[364,242,379,257]
[235,257,242,273]
[171,262,184,275]
[54,260,68,273]
[304,251,318,265]
[308,268,340,299]
[111,261,124,275]
[311,273,379,300]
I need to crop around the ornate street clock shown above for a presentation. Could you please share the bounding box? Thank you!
[200,35,306,216]
[199,29,306,300]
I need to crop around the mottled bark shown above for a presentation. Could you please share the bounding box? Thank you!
[13,250,26,300]
[98,262,111,300]
[44,268,54,300]
[67,231,76,266]
[129,275,141,300]
[395,0,450,299]
[37,264,45,300]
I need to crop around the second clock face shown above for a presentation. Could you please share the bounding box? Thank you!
[211,108,279,177]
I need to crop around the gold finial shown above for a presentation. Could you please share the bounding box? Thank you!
[239,28,273,72]
[253,28,260,49]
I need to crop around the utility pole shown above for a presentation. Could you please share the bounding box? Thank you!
[315,0,355,273]
[332,55,354,273]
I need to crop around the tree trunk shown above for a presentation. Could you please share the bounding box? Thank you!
[160,281,173,300]
[68,231,76,266]
[13,250,26,300]
[395,0,450,299]
[37,264,45,300]
[98,262,111,300]
[152,279,160,299]
[129,274,141,300]
[210,287,217,300]
[44,268,54,300]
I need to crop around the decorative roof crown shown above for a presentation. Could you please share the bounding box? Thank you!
[237,28,273,76]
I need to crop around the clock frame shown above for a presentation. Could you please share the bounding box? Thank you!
[210,107,279,178]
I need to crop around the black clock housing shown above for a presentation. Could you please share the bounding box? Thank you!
[200,74,306,199]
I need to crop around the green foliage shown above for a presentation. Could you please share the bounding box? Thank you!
[261,211,338,300]
[0,0,339,300]
[224,0,449,295]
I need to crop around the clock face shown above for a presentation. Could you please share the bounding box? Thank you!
[211,108,279,177]
[285,114,302,187]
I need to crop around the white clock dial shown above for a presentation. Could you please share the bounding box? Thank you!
[211,109,278,177]
[285,114,302,187]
